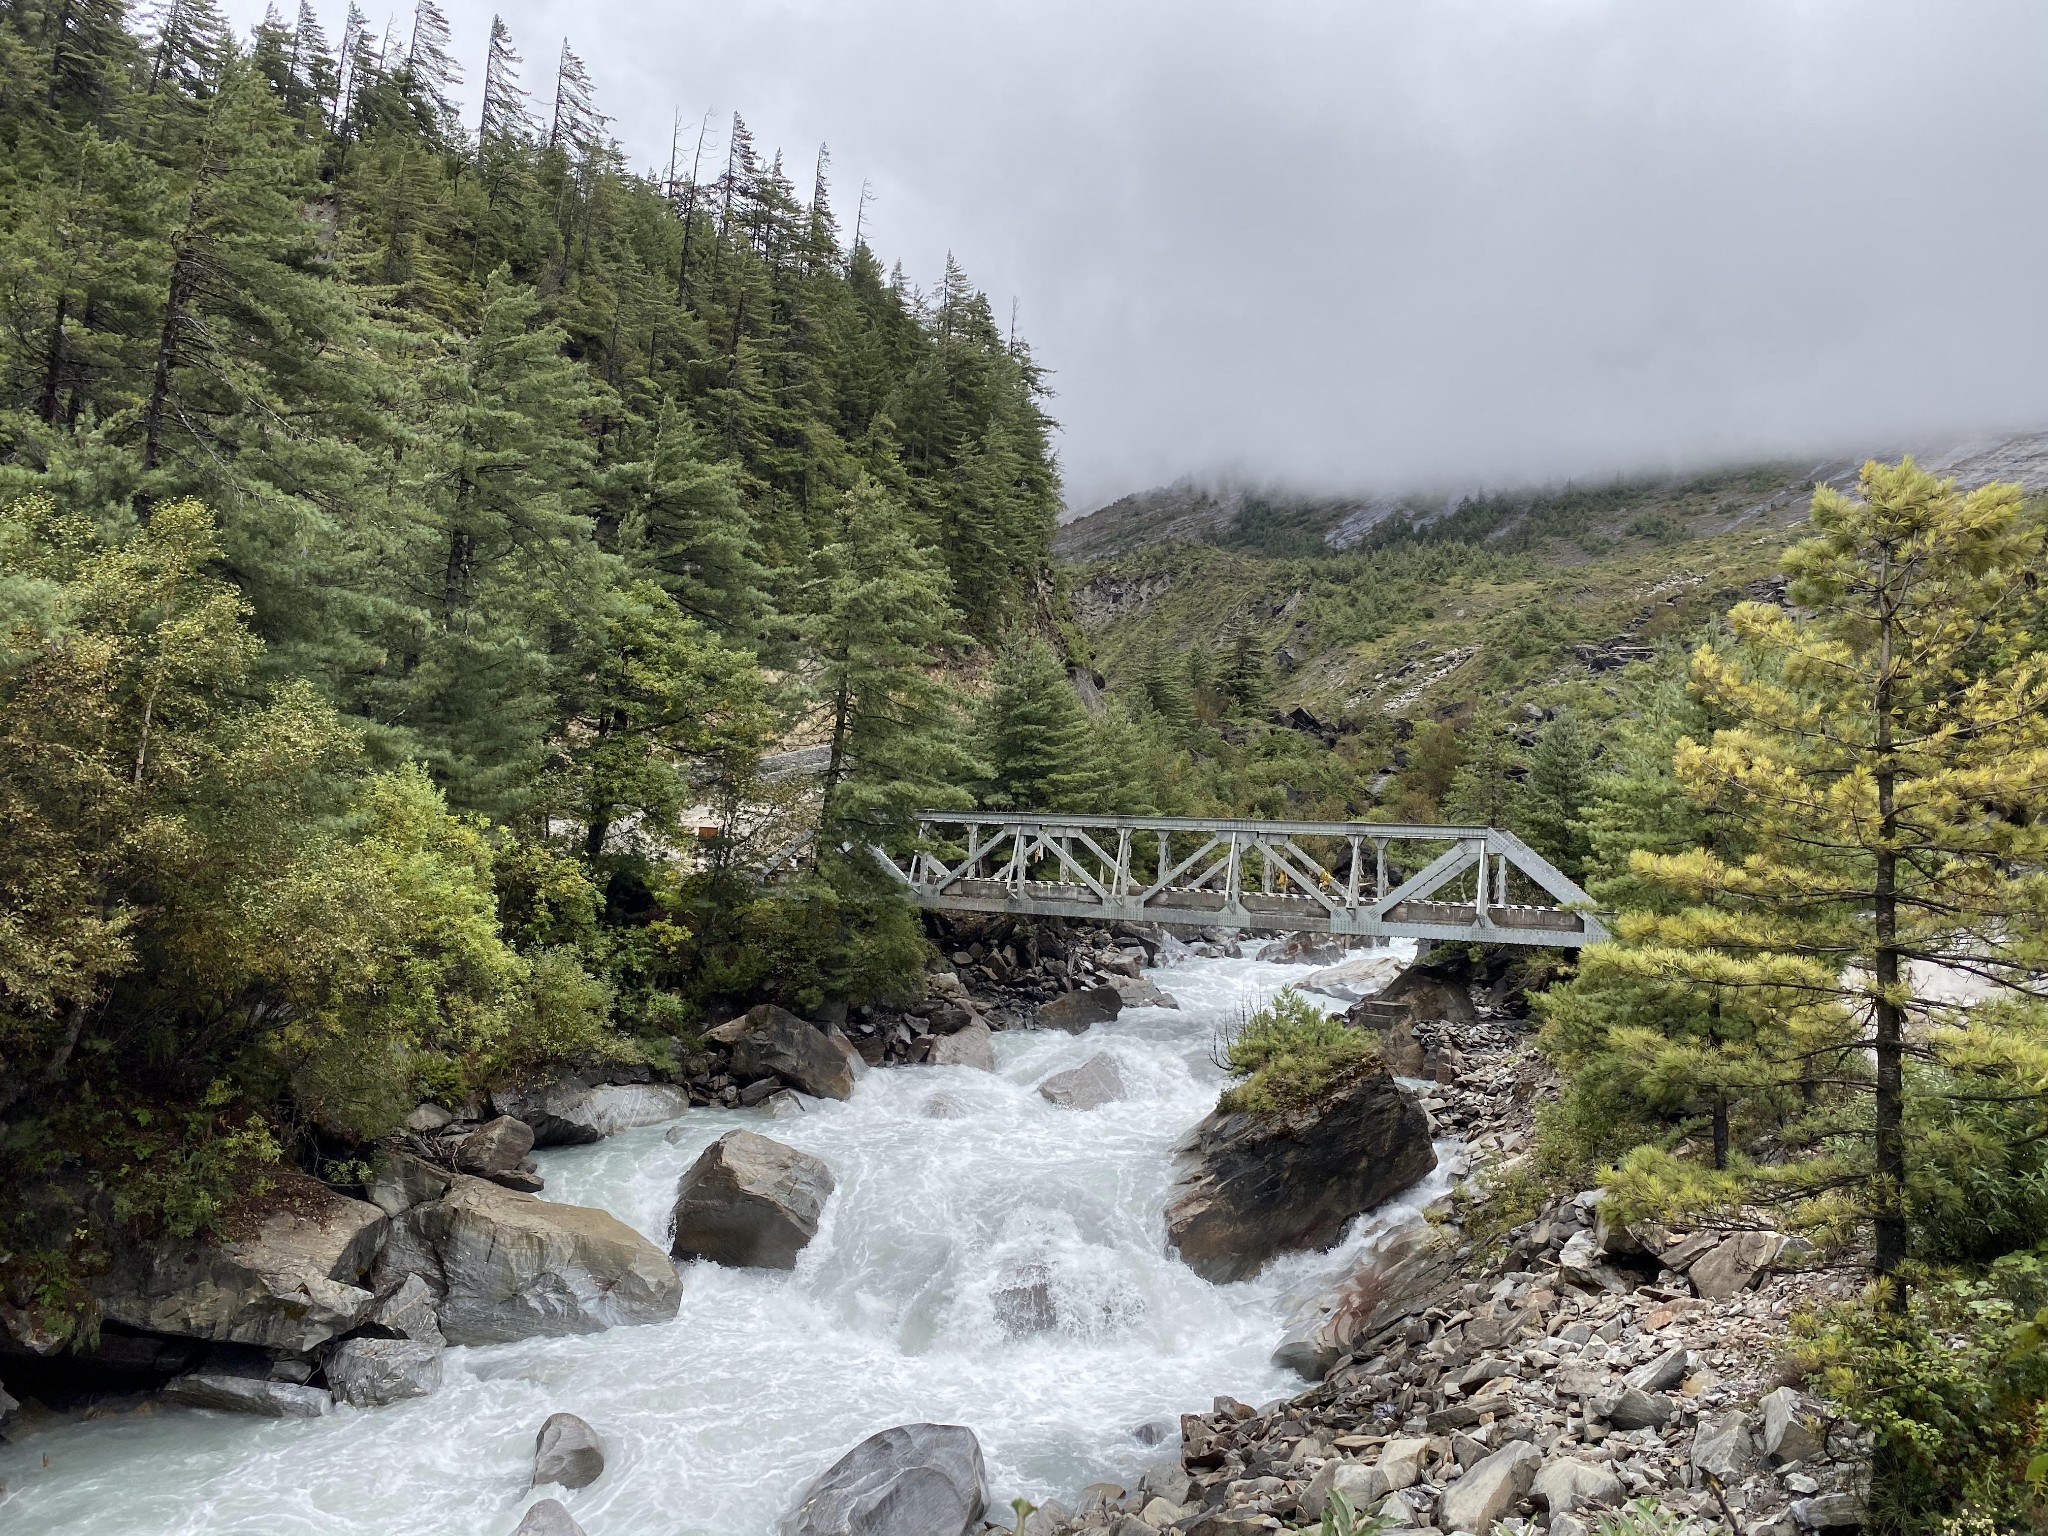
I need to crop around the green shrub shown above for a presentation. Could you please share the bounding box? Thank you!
[1798,1250,2048,1532]
[1218,988,1380,1116]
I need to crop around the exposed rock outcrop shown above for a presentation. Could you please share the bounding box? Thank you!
[670,1130,835,1270]
[1165,1070,1436,1283]
[781,1422,987,1536]
[710,1005,858,1100]
[94,1182,388,1352]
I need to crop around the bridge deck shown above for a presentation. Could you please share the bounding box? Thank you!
[872,812,1607,949]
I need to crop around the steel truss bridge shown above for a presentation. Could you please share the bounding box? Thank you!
[870,812,1607,949]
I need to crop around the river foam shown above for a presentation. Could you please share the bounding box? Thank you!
[0,951,1450,1536]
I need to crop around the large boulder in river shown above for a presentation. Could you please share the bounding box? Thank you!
[1164,1069,1436,1283]
[671,1130,835,1269]
[924,1020,994,1071]
[373,1164,682,1346]
[533,1411,606,1489]
[491,1079,691,1146]
[1298,951,1406,1004]
[93,1181,387,1352]
[1036,985,1122,1034]
[710,1005,858,1100]
[512,1500,587,1536]
[1038,1054,1127,1110]
[1271,1219,1462,1376]
[780,1422,987,1536]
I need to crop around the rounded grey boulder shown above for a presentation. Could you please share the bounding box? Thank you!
[671,1130,836,1269]
[1037,1054,1126,1110]
[533,1411,606,1490]
[511,1498,587,1536]
[781,1423,986,1536]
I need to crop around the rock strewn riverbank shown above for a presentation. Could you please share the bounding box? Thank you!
[1022,1009,1871,1536]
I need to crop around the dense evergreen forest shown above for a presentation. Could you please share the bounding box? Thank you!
[0,0,1065,1305]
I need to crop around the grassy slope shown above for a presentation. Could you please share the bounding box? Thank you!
[1068,463,1818,732]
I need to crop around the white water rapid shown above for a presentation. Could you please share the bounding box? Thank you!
[0,952,1456,1536]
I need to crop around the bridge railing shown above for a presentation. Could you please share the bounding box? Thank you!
[869,811,1607,949]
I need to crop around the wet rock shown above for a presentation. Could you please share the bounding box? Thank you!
[671,1129,836,1270]
[325,1336,441,1407]
[1531,1457,1625,1514]
[511,1498,587,1536]
[533,1411,606,1489]
[1761,1384,1825,1464]
[415,1174,683,1345]
[1166,1069,1436,1283]
[781,1421,987,1536]
[925,1021,995,1071]
[1108,975,1179,1010]
[1690,1408,1754,1482]
[491,1080,691,1146]
[1038,1054,1128,1111]
[1437,1439,1540,1533]
[1272,1220,1461,1376]
[1690,1231,1785,1299]
[991,1263,1057,1336]
[1036,986,1123,1034]
[711,1005,858,1100]
[360,1272,444,1341]
[164,1373,331,1417]
[1298,953,1406,1004]
[456,1116,536,1176]
[93,1183,387,1352]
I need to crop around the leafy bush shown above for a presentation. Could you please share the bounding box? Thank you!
[1798,1251,2048,1532]
[1218,988,1380,1116]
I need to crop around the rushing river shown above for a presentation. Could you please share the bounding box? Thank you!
[0,951,1454,1536]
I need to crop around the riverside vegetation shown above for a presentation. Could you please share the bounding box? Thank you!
[2,4,2048,1533]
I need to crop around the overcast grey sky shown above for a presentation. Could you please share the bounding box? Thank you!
[230,0,2048,512]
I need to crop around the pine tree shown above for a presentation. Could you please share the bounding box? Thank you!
[377,269,614,816]
[801,476,980,847]
[1591,461,2048,1296]
[1520,709,1595,877]
[1444,720,1522,826]
[1221,621,1269,715]
[980,637,1112,812]
[545,38,599,153]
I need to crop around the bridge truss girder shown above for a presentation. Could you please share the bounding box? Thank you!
[870,812,1607,949]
